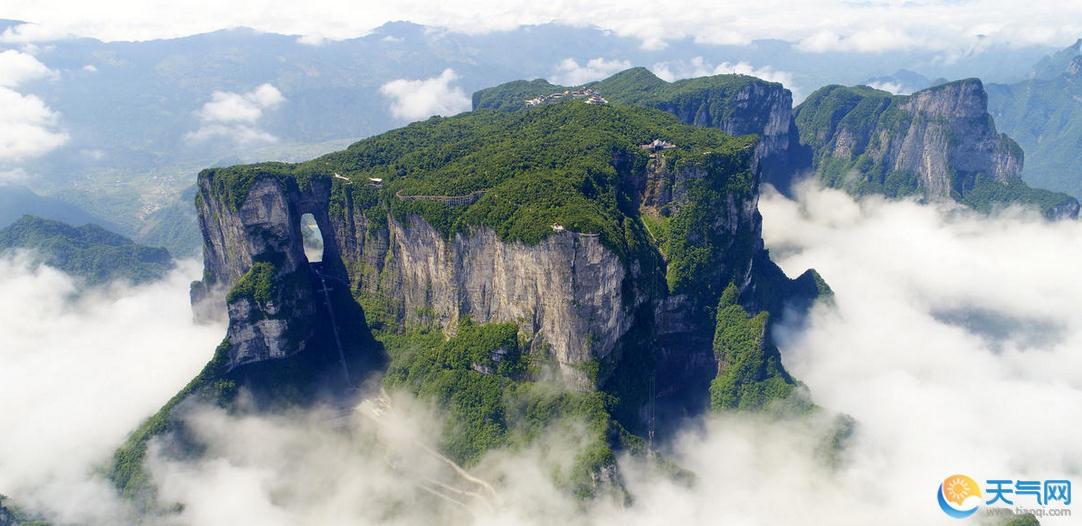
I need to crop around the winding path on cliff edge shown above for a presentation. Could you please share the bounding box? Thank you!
[320,390,499,514]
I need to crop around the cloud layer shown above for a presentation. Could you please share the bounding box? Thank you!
[186,83,285,145]
[651,57,799,100]
[5,184,1082,525]
[549,57,632,85]
[0,50,68,161]
[761,184,1082,520]
[0,255,223,523]
[380,68,471,121]
[4,0,1082,54]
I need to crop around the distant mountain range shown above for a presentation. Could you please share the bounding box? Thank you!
[0,184,114,230]
[987,39,1082,198]
[0,20,1066,256]
[0,215,173,285]
[478,68,1078,217]
[795,79,1078,218]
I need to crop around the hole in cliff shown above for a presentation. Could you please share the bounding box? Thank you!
[300,213,324,263]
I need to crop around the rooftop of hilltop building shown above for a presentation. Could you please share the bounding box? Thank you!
[525,87,608,107]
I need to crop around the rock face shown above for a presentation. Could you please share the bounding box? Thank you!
[194,156,813,397]
[338,210,630,388]
[651,79,799,193]
[796,79,1079,217]
[189,103,824,439]
[194,175,369,380]
[899,81,1021,196]
[797,80,1018,197]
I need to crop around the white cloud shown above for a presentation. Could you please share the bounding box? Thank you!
[0,256,223,523]
[549,57,631,85]
[758,183,1082,521]
[798,28,925,54]
[80,148,105,160]
[379,68,471,121]
[0,49,54,87]
[0,49,67,161]
[82,63,98,73]
[6,181,1082,524]
[0,22,72,43]
[197,84,284,123]
[865,81,908,95]
[296,33,328,46]
[0,168,29,183]
[0,89,68,160]
[651,57,800,100]
[187,83,285,145]
[3,0,1082,54]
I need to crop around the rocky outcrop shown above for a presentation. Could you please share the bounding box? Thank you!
[338,210,631,388]
[795,79,1079,217]
[193,175,374,383]
[652,79,799,193]
[193,160,815,398]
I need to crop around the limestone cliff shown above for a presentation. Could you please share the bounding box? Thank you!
[795,79,1079,217]
[115,99,825,503]
[191,103,820,405]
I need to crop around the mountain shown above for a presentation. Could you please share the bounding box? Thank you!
[794,79,1079,218]
[0,216,173,285]
[473,67,801,192]
[4,22,1057,257]
[111,100,827,504]
[1029,38,1082,80]
[0,185,117,231]
[986,40,1082,198]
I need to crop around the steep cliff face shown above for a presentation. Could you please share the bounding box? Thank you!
[472,67,801,193]
[651,78,797,191]
[194,176,352,372]
[336,209,630,388]
[191,103,819,401]
[795,79,1079,217]
[116,99,824,503]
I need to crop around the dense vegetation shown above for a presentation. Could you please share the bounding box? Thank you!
[709,284,803,412]
[201,101,755,261]
[795,83,1078,216]
[473,67,774,130]
[380,319,622,497]
[0,215,173,285]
